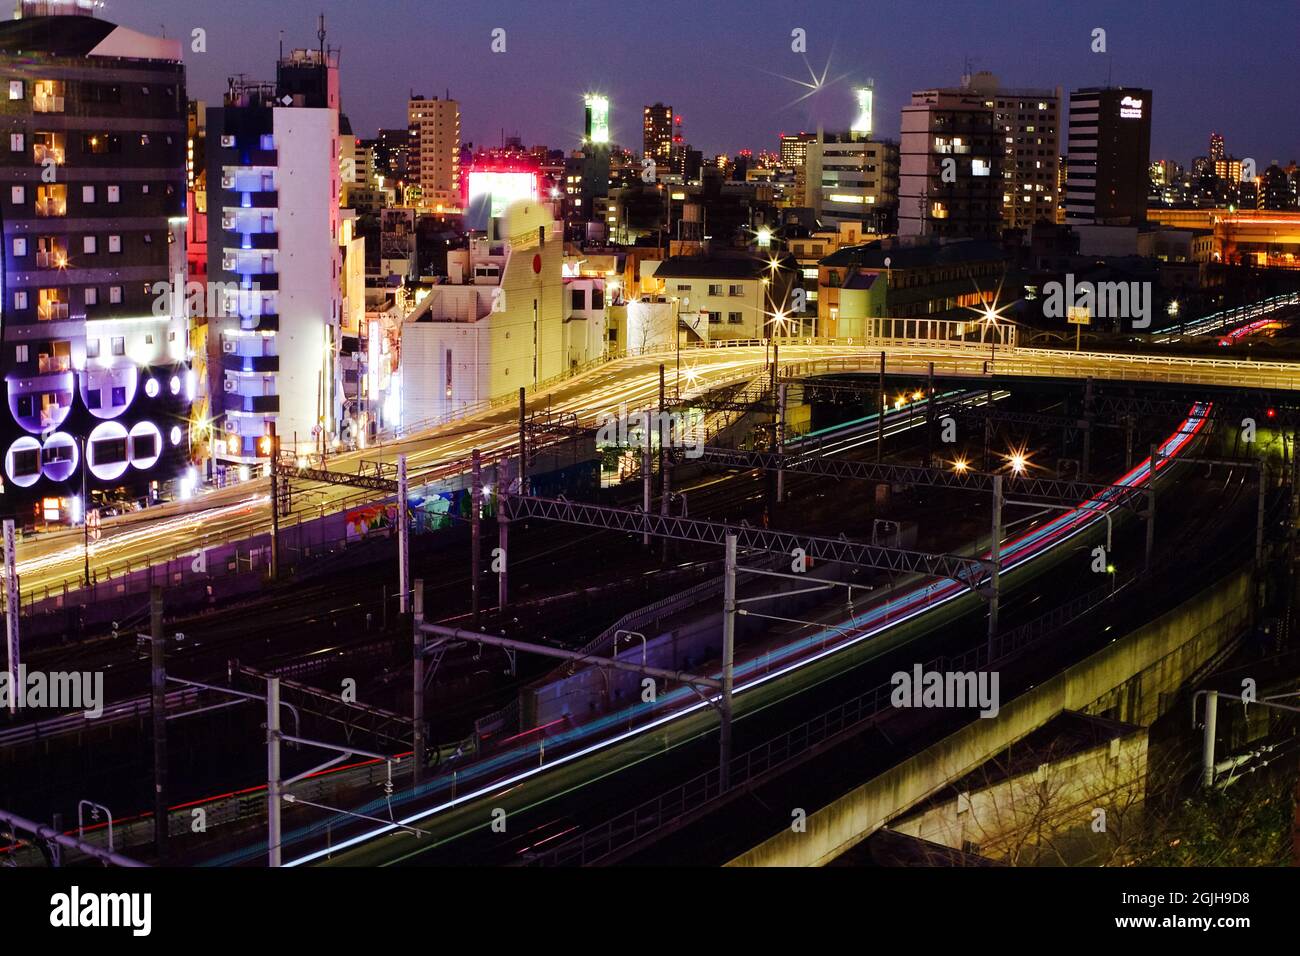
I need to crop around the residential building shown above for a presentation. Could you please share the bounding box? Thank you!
[400,201,566,425]
[817,238,1008,336]
[961,72,1061,230]
[899,84,1003,239]
[804,132,899,232]
[0,5,191,518]
[205,42,342,469]
[408,93,460,208]
[650,252,797,344]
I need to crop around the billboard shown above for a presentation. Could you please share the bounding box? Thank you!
[466,170,541,222]
[851,87,873,135]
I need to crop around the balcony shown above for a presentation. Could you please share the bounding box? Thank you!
[32,95,65,114]
[225,229,278,250]
[35,250,68,269]
[239,313,279,332]
[234,395,279,414]
[222,352,279,373]
[37,302,69,322]
[32,144,64,166]
[37,354,71,374]
[35,199,66,217]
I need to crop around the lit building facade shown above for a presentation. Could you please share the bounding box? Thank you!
[205,45,342,467]
[0,6,192,520]
[1065,86,1152,226]
[408,94,460,208]
[899,85,1003,239]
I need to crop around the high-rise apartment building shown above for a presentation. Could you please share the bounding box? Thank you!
[899,84,1003,239]
[206,43,342,469]
[0,4,191,517]
[780,132,817,170]
[1209,131,1225,162]
[408,93,460,206]
[643,103,672,164]
[962,72,1061,230]
[1064,87,1152,225]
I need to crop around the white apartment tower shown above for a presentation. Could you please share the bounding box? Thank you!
[206,45,342,466]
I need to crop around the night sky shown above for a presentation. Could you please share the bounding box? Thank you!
[114,0,1296,166]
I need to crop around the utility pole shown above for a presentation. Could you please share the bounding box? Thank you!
[1146,443,1160,569]
[517,387,528,489]
[412,579,425,786]
[268,443,280,580]
[1200,690,1218,788]
[150,586,168,863]
[397,454,410,615]
[266,676,281,868]
[658,363,666,500]
[776,383,787,504]
[498,456,510,609]
[925,362,935,468]
[471,449,482,626]
[642,437,652,550]
[988,475,1003,659]
[876,351,885,462]
[1081,377,1094,477]
[3,520,18,715]
[720,534,737,792]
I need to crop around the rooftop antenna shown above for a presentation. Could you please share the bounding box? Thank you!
[318,12,326,58]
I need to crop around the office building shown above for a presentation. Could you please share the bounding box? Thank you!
[1064,86,1152,225]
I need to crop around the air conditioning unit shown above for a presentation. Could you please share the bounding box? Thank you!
[223,419,238,432]
[223,379,236,392]
[221,215,236,230]
[221,175,236,189]
[222,257,237,271]
[222,339,236,353]
[220,135,235,147]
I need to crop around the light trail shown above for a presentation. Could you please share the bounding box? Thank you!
[269,402,1211,867]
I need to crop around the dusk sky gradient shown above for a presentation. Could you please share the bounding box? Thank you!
[116,0,1297,166]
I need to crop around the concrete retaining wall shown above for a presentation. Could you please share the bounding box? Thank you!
[726,568,1252,867]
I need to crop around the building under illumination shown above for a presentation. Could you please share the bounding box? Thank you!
[205,42,342,468]
[899,82,1003,239]
[0,3,192,520]
[643,103,672,164]
[961,72,1062,231]
[408,93,460,209]
[804,133,899,233]
[1065,87,1152,226]
[400,200,567,424]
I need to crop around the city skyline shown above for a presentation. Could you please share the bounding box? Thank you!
[120,0,1295,165]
